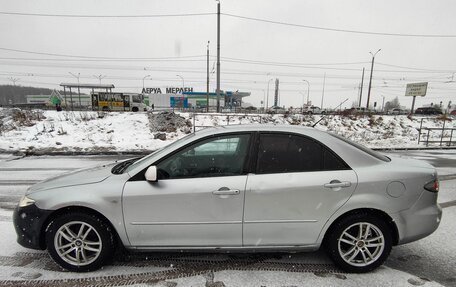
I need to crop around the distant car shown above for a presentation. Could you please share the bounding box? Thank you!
[267,106,286,114]
[243,106,257,112]
[390,108,406,115]
[14,125,441,273]
[344,107,372,115]
[303,106,324,115]
[450,110,456,116]
[415,107,442,115]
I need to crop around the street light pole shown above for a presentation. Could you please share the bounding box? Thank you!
[321,73,326,109]
[176,74,185,91]
[206,41,210,112]
[216,0,221,112]
[366,49,381,110]
[302,79,310,110]
[93,74,106,85]
[381,95,385,113]
[176,74,185,109]
[142,75,151,91]
[69,72,81,108]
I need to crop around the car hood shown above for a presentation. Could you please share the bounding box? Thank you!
[26,162,117,194]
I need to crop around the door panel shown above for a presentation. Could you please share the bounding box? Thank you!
[243,170,357,246]
[123,176,247,247]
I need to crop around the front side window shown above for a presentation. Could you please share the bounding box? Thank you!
[157,134,251,179]
[257,133,348,174]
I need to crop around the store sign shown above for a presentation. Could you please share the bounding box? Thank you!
[142,87,194,94]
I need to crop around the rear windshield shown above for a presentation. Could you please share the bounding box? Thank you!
[328,132,391,162]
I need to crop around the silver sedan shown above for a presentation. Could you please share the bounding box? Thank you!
[13,125,442,273]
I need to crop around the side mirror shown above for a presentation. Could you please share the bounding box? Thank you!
[145,166,158,182]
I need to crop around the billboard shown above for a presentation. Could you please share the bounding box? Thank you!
[405,82,428,97]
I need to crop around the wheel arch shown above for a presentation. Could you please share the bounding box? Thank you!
[39,206,123,250]
[321,208,399,247]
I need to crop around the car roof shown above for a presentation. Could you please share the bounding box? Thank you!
[194,124,320,137]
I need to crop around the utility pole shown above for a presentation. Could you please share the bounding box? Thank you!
[7,77,19,105]
[7,77,20,86]
[366,49,381,109]
[206,41,210,112]
[321,72,326,109]
[216,0,221,112]
[359,68,365,108]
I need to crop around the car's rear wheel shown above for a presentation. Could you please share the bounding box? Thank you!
[45,212,116,272]
[325,213,392,273]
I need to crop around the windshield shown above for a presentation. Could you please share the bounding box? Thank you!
[125,132,196,173]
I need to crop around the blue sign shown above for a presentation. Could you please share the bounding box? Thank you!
[170,97,188,108]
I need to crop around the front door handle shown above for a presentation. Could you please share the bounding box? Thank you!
[324,180,351,189]
[212,187,240,195]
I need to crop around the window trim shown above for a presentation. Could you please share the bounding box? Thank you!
[253,131,351,175]
[128,132,255,181]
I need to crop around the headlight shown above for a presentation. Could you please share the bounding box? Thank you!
[18,196,35,207]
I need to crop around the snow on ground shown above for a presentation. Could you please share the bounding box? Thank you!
[1,108,455,153]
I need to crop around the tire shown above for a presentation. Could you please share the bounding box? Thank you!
[325,213,392,273]
[45,212,116,272]
[132,107,139,112]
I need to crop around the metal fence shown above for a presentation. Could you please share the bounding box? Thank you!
[418,118,456,146]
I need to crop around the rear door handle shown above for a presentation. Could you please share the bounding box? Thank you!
[212,187,240,195]
[324,180,351,189]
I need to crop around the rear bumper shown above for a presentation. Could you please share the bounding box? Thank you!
[13,204,52,250]
[392,191,442,245]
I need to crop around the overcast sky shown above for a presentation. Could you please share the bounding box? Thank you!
[1,0,456,109]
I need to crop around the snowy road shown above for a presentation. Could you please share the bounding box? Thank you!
[0,151,454,286]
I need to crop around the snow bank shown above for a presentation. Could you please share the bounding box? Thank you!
[0,108,454,153]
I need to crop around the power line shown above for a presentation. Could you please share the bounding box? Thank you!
[222,13,456,38]
[0,47,207,60]
[2,58,453,77]
[3,47,456,73]
[376,62,455,73]
[0,11,215,18]
[2,10,455,38]
[0,57,209,63]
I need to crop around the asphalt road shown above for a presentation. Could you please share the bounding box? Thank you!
[0,150,455,286]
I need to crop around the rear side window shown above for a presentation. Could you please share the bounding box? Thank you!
[328,132,391,162]
[257,133,349,174]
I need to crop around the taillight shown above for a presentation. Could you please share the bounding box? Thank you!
[424,179,439,193]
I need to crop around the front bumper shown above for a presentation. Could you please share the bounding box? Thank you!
[392,190,442,245]
[13,204,53,250]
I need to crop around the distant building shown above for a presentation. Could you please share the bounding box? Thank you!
[145,88,250,110]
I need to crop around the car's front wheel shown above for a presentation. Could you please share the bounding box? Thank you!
[45,212,116,272]
[325,213,392,273]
